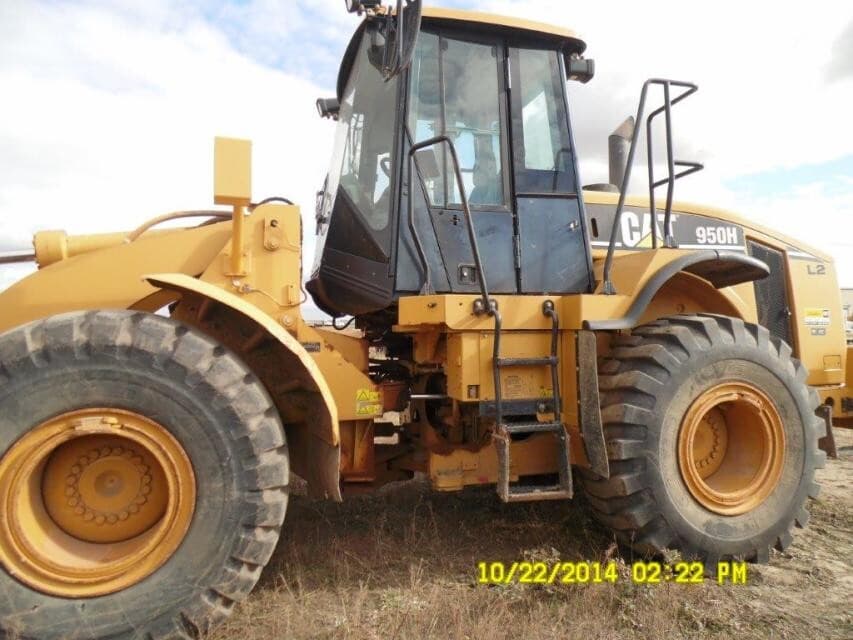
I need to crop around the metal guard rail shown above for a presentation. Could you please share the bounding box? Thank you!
[602,78,704,295]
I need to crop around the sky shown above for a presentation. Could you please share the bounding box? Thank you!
[1,0,852,302]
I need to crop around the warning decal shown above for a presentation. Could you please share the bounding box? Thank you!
[804,308,831,327]
[356,389,383,416]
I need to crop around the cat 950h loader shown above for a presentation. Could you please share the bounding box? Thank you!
[0,2,849,638]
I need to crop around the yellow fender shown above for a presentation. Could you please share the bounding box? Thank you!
[146,273,339,441]
[146,273,342,501]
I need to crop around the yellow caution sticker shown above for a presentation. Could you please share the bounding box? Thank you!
[804,308,831,327]
[356,389,382,416]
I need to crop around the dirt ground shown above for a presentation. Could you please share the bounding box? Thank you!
[211,429,853,640]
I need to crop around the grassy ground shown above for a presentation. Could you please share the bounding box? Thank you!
[211,429,853,640]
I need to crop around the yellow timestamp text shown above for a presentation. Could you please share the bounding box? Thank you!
[476,561,747,585]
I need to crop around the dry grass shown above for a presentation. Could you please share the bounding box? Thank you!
[211,430,853,640]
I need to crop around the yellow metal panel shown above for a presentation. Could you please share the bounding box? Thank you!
[446,333,481,399]
[398,295,558,331]
[445,330,557,405]
[213,137,252,207]
[481,332,553,401]
[786,258,846,386]
[428,433,560,491]
[145,273,340,445]
[300,323,383,421]
[340,420,375,482]
[314,328,369,373]
[583,190,833,263]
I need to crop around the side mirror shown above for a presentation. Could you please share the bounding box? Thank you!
[381,0,422,81]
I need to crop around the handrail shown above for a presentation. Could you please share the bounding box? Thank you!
[645,81,701,248]
[601,78,702,294]
[408,135,493,316]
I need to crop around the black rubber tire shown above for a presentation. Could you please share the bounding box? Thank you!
[0,311,289,640]
[580,314,826,565]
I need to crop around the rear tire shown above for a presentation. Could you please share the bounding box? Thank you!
[0,311,289,639]
[581,315,825,565]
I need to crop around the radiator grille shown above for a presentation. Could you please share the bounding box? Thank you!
[748,241,792,346]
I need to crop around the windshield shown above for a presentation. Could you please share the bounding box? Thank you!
[325,26,399,234]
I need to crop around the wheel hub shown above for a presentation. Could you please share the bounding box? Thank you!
[678,382,785,516]
[43,435,169,544]
[0,409,195,597]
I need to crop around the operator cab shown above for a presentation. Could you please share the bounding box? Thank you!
[308,6,595,317]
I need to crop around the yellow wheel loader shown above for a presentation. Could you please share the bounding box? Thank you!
[0,2,849,637]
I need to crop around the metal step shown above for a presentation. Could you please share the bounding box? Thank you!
[502,421,563,435]
[494,421,573,502]
[492,300,572,503]
[505,486,573,502]
[496,356,557,367]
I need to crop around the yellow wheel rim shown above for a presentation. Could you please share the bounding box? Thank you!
[0,409,196,597]
[678,382,785,516]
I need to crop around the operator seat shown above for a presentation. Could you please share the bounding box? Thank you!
[469,146,501,206]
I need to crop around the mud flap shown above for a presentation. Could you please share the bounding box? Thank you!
[578,330,610,477]
[817,404,838,460]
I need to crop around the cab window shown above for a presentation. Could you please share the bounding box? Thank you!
[509,48,575,194]
[408,32,507,209]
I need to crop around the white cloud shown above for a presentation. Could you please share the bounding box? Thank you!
[1,0,851,299]
[0,0,340,296]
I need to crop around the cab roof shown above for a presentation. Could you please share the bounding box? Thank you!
[336,6,587,101]
[420,7,586,52]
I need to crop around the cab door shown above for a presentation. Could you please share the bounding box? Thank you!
[402,30,516,294]
[507,46,593,294]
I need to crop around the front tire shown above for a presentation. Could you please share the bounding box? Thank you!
[581,315,826,565]
[0,311,289,639]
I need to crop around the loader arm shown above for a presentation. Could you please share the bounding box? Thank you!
[0,223,231,333]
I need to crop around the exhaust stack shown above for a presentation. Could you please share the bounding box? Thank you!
[608,116,635,191]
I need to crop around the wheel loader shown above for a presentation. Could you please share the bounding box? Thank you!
[0,2,850,638]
